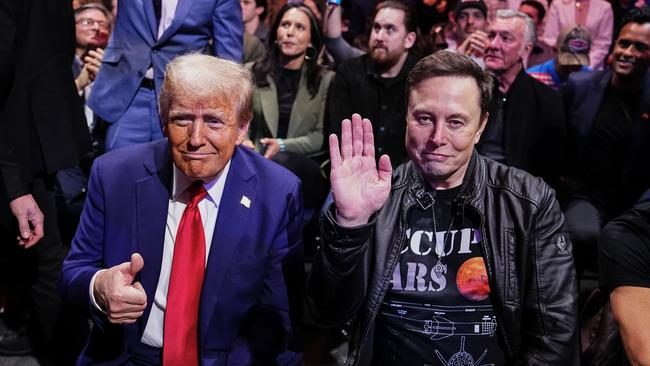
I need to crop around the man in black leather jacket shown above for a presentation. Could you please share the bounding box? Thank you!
[308,51,579,365]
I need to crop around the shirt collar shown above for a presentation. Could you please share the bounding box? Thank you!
[171,159,232,205]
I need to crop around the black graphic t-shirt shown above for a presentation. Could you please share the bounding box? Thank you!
[373,186,505,365]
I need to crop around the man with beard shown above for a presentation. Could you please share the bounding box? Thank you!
[561,6,650,275]
[327,0,417,164]
[477,9,567,188]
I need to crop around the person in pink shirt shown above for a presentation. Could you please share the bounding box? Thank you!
[543,0,614,69]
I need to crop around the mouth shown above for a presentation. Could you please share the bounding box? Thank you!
[615,58,635,69]
[422,152,451,161]
[181,151,214,159]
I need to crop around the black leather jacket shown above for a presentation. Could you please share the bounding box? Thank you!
[308,152,579,365]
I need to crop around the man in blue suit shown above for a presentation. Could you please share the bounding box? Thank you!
[88,0,244,151]
[560,6,650,275]
[59,54,303,365]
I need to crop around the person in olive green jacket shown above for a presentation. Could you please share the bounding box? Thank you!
[248,2,334,208]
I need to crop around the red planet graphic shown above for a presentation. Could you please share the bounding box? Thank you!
[456,257,490,301]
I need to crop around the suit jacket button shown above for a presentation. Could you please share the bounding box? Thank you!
[137,71,143,77]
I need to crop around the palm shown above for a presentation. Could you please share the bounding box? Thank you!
[329,114,392,227]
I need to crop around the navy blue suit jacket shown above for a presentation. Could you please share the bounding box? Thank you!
[561,70,650,206]
[88,0,244,123]
[59,140,304,365]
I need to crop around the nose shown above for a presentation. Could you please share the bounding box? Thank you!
[188,120,207,148]
[488,34,500,49]
[429,122,447,146]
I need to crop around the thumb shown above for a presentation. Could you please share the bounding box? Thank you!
[259,138,270,145]
[16,214,31,240]
[377,154,393,182]
[129,253,144,276]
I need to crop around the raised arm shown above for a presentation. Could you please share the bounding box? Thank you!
[329,113,392,227]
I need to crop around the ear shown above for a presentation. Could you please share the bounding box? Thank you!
[474,112,489,144]
[236,118,251,145]
[404,31,417,50]
[255,6,264,16]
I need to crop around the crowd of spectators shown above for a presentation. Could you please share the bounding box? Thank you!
[1,0,649,364]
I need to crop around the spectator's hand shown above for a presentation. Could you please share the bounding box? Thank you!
[84,48,104,81]
[241,138,255,149]
[458,30,489,58]
[9,194,44,248]
[93,253,147,324]
[260,138,280,159]
[329,114,392,227]
[75,66,91,91]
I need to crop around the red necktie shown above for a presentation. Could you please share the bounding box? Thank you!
[163,182,208,366]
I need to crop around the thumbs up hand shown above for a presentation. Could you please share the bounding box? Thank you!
[93,253,148,324]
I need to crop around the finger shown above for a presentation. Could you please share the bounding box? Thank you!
[117,285,148,306]
[340,119,352,160]
[362,118,375,158]
[329,134,342,171]
[377,154,393,182]
[129,253,144,275]
[259,138,271,145]
[15,213,31,241]
[108,311,145,324]
[351,114,364,157]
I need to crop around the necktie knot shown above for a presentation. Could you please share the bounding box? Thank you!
[187,181,207,207]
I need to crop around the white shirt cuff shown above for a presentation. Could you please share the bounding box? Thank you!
[89,269,108,314]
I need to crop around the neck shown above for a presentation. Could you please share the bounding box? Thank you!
[379,51,409,78]
[611,72,645,92]
[425,165,468,190]
[244,17,260,35]
[279,53,305,70]
[75,46,86,58]
[494,62,522,93]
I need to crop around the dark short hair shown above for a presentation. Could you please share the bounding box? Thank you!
[374,1,418,33]
[406,50,494,116]
[618,5,650,36]
[520,0,546,21]
[255,0,267,21]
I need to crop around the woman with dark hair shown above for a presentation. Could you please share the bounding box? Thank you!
[248,2,334,208]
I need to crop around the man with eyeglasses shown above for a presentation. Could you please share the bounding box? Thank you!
[560,6,650,276]
[73,3,111,98]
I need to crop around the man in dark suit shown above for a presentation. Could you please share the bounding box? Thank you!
[59,54,304,365]
[561,6,650,274]
[88,0,244,152]
[0,0,90,360]
[478,9,567,188]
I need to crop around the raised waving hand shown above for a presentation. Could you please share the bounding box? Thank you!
[329,114,392,227]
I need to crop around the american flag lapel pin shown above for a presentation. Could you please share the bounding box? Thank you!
[240,195,251,208]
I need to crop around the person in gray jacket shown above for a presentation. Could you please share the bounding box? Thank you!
[308,50,579,365]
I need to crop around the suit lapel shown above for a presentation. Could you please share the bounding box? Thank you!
[135,141,172,331]
[199,148,257,345]
[141,0,159,42]
[259,77,280,136]
[157,0,196,45]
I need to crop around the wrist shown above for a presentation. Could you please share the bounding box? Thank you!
[276,138,286,152]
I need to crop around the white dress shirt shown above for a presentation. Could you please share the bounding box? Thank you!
[89,160,231,348]
[145,0,179,79]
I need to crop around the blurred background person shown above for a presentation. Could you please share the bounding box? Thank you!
[249,2,334,210]
[543,0,613,69]
[528,25,592,90]
[519,0,555,67]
